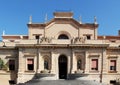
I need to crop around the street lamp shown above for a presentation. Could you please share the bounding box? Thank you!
[0,40,6,47]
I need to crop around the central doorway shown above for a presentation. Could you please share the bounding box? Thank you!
[58,55,67,79]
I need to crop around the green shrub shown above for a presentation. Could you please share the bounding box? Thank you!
[0,58,8,71]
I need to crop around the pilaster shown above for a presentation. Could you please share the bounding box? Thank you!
[17,48,24,84]
[37,49,40,73]
[78,28,80,37]
[85,51,89,73]
[102,48,107,73]
[71,51,76,73]
[51,51,56,73]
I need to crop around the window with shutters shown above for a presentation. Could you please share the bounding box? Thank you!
[91,59,98,71]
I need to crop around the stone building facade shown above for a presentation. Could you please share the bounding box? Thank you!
[0,12,120,85]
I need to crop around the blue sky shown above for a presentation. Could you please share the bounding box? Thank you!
[0,0,120,36]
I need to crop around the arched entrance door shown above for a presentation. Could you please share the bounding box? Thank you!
[58,55,67,79]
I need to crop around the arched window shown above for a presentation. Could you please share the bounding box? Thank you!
[77,59,82,70]
[58,34,69,39]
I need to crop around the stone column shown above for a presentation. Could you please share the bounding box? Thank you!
[71,51,76,73]
[37,49,40,73]
[39,52,43,72]
[51,51,55,73]
[85,51,89,73]
[102,48,107,73]
[78,28,80,38]
[51,50,58,79]
[17,48,24,84]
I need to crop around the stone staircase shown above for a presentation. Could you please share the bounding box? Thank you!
[18,80,107,85]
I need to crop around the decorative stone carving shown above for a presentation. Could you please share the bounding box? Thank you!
[40,69,50,74]
[71,37,85,44]
[75,69,84,74]
[40,37,52,43]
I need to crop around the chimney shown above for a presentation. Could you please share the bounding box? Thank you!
[119,30,120,36]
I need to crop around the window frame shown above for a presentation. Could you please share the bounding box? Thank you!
[58,34,69,39]
[35,35,40,39]
[43,56,50,70]
[83,34,92,40]
[26,58,34,71]
[9,59,15,71]
[88,55,100,72]
[91,59,98,71]
[109,59,117,72]
[77,59,82,70]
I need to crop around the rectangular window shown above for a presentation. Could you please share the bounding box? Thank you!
[27,59,34,71]
[110,60,116,71]
[86,35,91,40]
[91,59,98,71]
[35,35,39,39]
[9,60,15,71]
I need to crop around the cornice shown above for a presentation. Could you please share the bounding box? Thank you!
[16,44,109,48]
[0,46,16,50]
[107,47,120,50]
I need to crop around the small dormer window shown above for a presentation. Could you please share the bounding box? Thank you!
[83,34,92,40]
[35,35,39,39]
[58,34,69,39]
[86,35,91,40]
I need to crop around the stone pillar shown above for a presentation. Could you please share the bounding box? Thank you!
[39,52,43,72]
[95,28,98,39]
[99,48,107,83]
[37,49,40,73]
[71,51,76,73]
[102,48,107,73]
[85,51,89,73]
[51,50,58,79]
[78,28,80,38]
[51,51,55,73]
[17,48,24,84]
[44,27,47,38]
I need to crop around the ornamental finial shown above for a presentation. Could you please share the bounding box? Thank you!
[45,13,48,23]
[79,16,82,24]
[2,30,5,35]
[94,16,97,24]
[29,16,32,24]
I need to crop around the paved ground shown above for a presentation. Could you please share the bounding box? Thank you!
[18,80,107,85]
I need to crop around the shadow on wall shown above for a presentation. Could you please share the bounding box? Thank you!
[9,71,17,85]
[16,73,40,85]
[0,59,17,85]
[16,72,89,85]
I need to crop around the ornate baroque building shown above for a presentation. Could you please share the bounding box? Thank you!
[0,12,120,85]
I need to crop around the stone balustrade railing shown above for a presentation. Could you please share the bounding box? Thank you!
[0,37,120,47]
